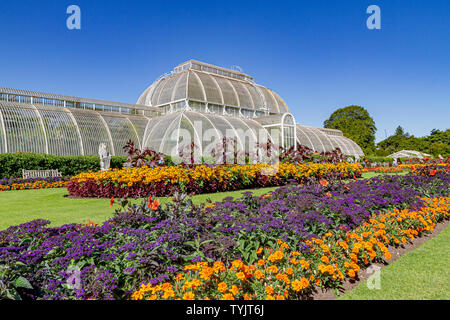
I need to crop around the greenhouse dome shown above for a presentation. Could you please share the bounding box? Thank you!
[137,60,289,116]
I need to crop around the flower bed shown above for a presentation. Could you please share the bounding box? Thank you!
[398,163,450,170]
[362,163,450,175]
[0,172,448,300]
[132,197,450,300]
[0,177,69,192]
[67,162,362,198]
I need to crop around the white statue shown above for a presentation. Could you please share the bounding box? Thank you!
[99,143,112,171]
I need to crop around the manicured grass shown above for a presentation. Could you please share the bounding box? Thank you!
[361,170,409,179]
[339,225,450,300]
[0,186,278,230]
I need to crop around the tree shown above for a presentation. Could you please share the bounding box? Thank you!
[394,125,410,138]
[395,126,405,136]
[323,105,376,153]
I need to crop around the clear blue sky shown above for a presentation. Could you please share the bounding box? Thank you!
[0,0,449,142]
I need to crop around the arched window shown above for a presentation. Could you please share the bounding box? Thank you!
[281,113,296,150]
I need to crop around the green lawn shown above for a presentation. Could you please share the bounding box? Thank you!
[360,170,409,179]
[339,225,450,300]
[0,186,278,230]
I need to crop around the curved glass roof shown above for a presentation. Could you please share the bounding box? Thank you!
[137,61,289,114]
[296,125,364,157]
[142,110,272,159]
[388,150,432,159]
[0,101,149,156]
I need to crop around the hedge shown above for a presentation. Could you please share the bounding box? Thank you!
[0,153,126,178]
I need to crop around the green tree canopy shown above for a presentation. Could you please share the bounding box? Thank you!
[394,125,410,138]
[376,128,450,157]
[323,105,376,153]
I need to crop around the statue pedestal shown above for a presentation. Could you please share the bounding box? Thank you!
[100,155,112,171]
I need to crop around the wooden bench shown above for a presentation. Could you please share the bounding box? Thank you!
[22,169,63,179]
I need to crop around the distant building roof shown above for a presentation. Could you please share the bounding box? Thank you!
[388,150,433,159]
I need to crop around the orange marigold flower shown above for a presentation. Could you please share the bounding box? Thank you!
[300,259,310,270]
[229,285,239,296]
[255,270,264,280]
[384,251,392,260]
[213,261,225,273]
[236,272,246,281]
[183,292,195,300]
[265,286,274,295]
[292,277,309,292]
[268,250,284,262]
[221,293,235,300]
[267,265,278,274]
[231,260,244,270]
[217,282,228,293]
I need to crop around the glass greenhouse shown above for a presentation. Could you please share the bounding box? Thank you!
[0,60,364,159]
[388,150,432,159]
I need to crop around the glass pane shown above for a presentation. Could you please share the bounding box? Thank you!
[71,112,113,156]
[0,105,47,154]
[39,109,82,156]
